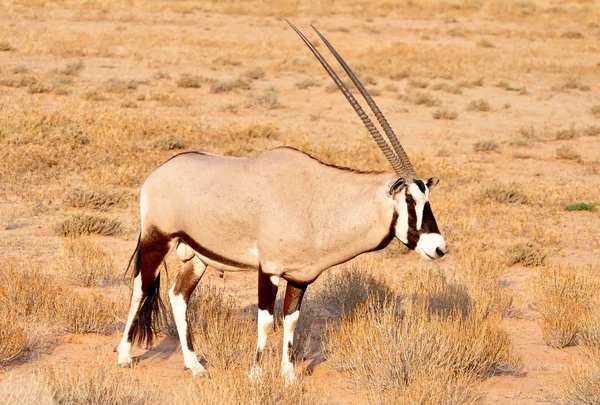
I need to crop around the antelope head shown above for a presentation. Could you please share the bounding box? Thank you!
[288,21,447,260]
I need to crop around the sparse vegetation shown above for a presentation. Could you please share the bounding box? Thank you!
[246,88,280,109]
[583,125,600,136]
[432,107,458,120]
[150,134,187,150]
[176,74,202,88]
[478,182,530,204]
[467,99,491,112]
[553,77,591,92]
[53,214,123,237]
[210,78,251,93]
[564,202,594,212]
[556,145,581,161]
[63,189,130,210]
[431,82,462,94]
[504,242,547,267]
[556,351,600,405]
[403,91,440,107]
[476,39,494,48]
[295,78,320,89]
[556,125,579,140]
[591,105,600,118]
[55,238,117,287]
[560,31,585,39]
[473,140,500,152]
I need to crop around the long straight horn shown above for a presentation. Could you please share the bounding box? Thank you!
[286,20,406,178]
[310,25,418,179]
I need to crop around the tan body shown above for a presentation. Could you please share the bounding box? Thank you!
[143,147,398,283]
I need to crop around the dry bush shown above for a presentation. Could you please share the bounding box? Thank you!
[326,269,520,403]
[103,78,138,93]
[12,65,28,74]
[82,90,107,101]
[553,77,591,92]
[555,350,600,405]
[590,105,600,118]
[63,188,130,210]
[0,308,28,364]
[431,82,462,94]
[242,122,280,140]
[408,78,428,88]
[53,213,123,236]
[0,75,38,88]
[478,182,530,204]
[56,61,84,76]
[313,261,395,318]
[473,140,500,152]
[432,107,458,120]
[556,145,581,161]
[390,70,410,81]
[244,67,265,80]
[176,74,202,88]
[41,357,162,404]
[56,292,116,334]
[579,311,600,349]
[150,134,187,150]
[55,238,117,287]
[295,78,320,89]
[245,88,280,109]
[467,99,491,112]
[583,125,600,136]
[0,378,55,405]
[210,78,251,93]
[531,265,598,348]
[180,361,324,405]
[560,31,585,39]
[556,125,579,140]
[476,39,494,48]
[175,285,257,370]
[504,242,547,267]
[0,41,14,51]
[403,91,440,107]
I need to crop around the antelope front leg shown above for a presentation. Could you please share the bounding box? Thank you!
[281,280,307,382]
[250,270,279,379]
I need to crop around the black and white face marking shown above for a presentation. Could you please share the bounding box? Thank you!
[392,178,447,260]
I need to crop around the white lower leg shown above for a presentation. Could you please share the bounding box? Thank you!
[250,309,274,379]
[281,310,299,382]
[169,285,207,377]
[118,274,143,366]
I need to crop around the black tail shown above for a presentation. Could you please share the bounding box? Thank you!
[126,235,167,349]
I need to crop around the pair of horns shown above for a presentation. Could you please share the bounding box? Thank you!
[287,20,417,180]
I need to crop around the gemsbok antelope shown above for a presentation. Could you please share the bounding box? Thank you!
[116,22,447,381]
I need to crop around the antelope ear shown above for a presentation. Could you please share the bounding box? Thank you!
[426,177,439,190]
[388,178,406,195]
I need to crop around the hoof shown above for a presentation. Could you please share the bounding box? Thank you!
[112,344,119,353]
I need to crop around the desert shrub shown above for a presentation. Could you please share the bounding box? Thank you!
[583,125,600,136]
[403,91,440,107]
[476,39,494,48]
[553,77,590,92]
[0,308,28,364]
[313,262,395,318]
[103,78,137,93]
[431,82,461,94]
[12,65,28,74]
[389,70,409,81]
[326,269,520,403]
[182,286,256,370]
[150,134,186,150]
[63,188,130,210]
[242,122,280,139]
[57,61,84,76]
[564,203,594,212]
[0,378,55,405]
[295,78,320,89]
[555,350,600,405]
[53,214,122,236]
[408,78,428,88]
[0,41,14,51]
[42,358,162,404]
[210,78,251,93]
[432,108,458,120]
[531,265,598,348]
[473,140,500,152]
[245,88,279,109]
[504,242,547,267]
[55,238,117,287]
[556,125,578,140]
[560,31,585,39]
[556,145,581,160]
[82,90,106,101]
[590,105,600,118]
[176,74,202,88]
[56,292,116,333]
[579,312,600,349]
[244,67,265,80]
[478,182,530,204]
[466,99,491,112]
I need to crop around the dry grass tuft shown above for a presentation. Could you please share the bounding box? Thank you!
[556,145,581,161]
[243,67,265,80]
[467,99,491,112]
[408,78,428,88]
[0,41,14,51]
[245,88,280,109]
[478,182,530,204]
[41,357,162,404]
[590,105,600,118]
[326,269,520,403]
[555,350,600,405]
[242,122,280,140]
[295,78,320,89]
[432,107,458,120]
[176,74,202,88]
[473,140,500,152]
[531,265,598,348]
[313,262,395,318]
[63,188,130,210]
[55,238,117,287]
[403,91,440,107]
[56,292,116,333]
[583,125,600,136]
[431,82,462,94]
[56,61,84,76]
[556,125,579,140]
[210,78,251,93]
[0,309,28,364]
[553,77,591,92]
[579,311,600,349]
[560,31,585,39]
[0,378,55,405]
[103,78,138,93]
[476,39,494,48]
[53,213,123,237]
[150,134,187,150]
[505,242,547,267]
